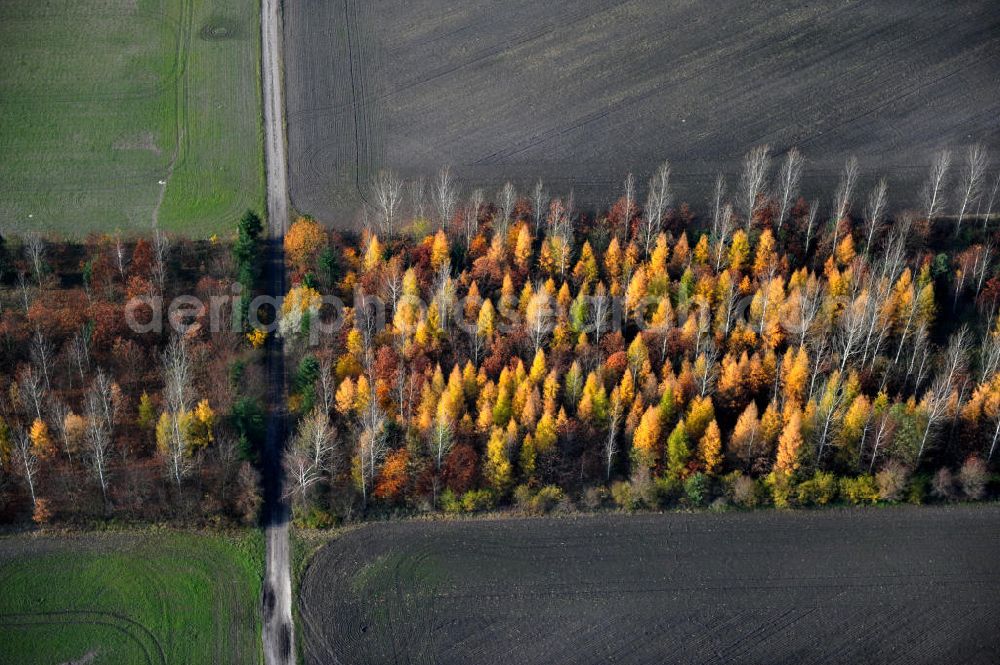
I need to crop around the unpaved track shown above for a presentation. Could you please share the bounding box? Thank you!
[260,0,293,663]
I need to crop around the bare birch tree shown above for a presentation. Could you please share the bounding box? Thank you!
[318,356,336,416]
[980,327,1000,383]
[862,177,888,256]
[430,418,454,474]
[24,232,45,285]
[917,376,953,464]
[814,371,846,464]
[803,199,820,256]
[14,427,40,509]
[605,391,624,480]
[463,188,484,250]
[713,203,734,271]
[837,287,869,375]
[114,232,128,280]
[955,144,987,235]
[17,367,45,422]
[923,149,951,221]
[433,167,458,230]
[48,399,73,461]
[987,394,1000,462]
[807,331,832,400]
[372,170,404,238]
[866,406,894,472]
[161,336,194,489]
[381,257,404,318]
[589,283,611,348]
[84,386,112,504]
[30,329,55,392]
[284,405,334,507]
[496,181,517,241]
[17,272,34,312]
[532,179,547,235]
[710,173,726,240]
[775,148,804,231]
[620,172,635,242]
[408,176,426,221]
[907,323,932,389]
[739,145,770,229]
[152,229,170,293]
[525,289,553,352]
[975,242,994,297]
[641,161,672,256]
[432,262,455,336]
[695,342,719,398]
[982,172,1000,230]
[790,277,822,348]
[284,446,319,506]
[357,412,388,506]
[89,369,119,446]
[70,331,90,385]
[917,328,969,461]
[830,156,859,251]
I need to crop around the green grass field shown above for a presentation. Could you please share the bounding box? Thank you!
[0,0,263,237]
[0,529,263,665]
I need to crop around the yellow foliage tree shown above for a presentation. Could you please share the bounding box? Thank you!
[363,234,383,271]
[774,409,804,475]
[63,413,87,457]
[572,241,599,285]
[729,229,750,272]
[781,345,810,405]
[693,234,710,265]
[686,395,715,442]
[835,232,856,266]
[485,427,512,492]
[190,399,215,449]
[698,420,723,475]
[534,412,558,455]
[752,228,777,277]
[730,402,759,460]
[30,419,56,460]
[431,229,450,269]
[284,217,327,273]
[354,375,372,413]
[514,224,533,271]
[632,406,661,471]
[335,377,356,415]
[247,328,267,349]
[604,237,623,282]
[625,266,649,319]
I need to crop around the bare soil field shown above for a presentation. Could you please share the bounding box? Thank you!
[299,506,1000,665]
[284,0,1000,226]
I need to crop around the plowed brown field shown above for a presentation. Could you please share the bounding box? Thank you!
[284,0,1000,225]
[299,506,1000,665]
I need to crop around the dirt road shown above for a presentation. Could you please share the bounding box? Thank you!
[260,0,293,663]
